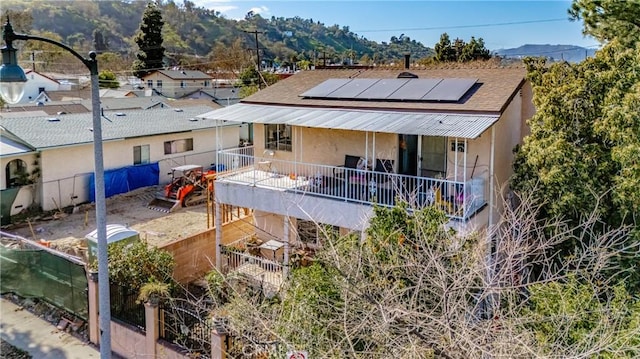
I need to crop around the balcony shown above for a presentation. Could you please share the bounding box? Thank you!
[213,147,487,221]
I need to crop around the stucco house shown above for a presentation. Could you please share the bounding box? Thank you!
[13,70,61,104]
[0,105,241,220]
[198,65,534,279]
[140,70,214,99]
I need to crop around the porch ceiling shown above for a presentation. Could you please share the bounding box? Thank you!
[198,103,499,139]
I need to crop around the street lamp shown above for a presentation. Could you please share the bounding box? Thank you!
[0,19,112,358]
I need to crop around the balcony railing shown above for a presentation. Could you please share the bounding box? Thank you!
[214,147,486,220]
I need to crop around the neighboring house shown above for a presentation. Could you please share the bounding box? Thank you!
[0,103,90,116]
[140,70,214,99]
[16,70,60,104]
[199,65,535,278]
[0,105,240,215]
[185,87,241,107]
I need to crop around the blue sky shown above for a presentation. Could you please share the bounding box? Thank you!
[190,0,600,50]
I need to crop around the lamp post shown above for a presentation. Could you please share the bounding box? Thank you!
[0,19,112,358]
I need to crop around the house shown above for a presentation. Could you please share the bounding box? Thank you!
[198,64,534,281]
[140,70,214,99]
[13,70,61,104]
[0,105,241,219]
[184,87,242,107]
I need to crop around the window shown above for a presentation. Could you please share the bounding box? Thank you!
[157,80,163,89]
[133,145,150,165]
[265,124,292,151]
[147,80,153,88]
[180,80,186,88]
[203,80,210,87]
[5,159,27,188]
[164,138,193,155]
[297,219,339,248]
[38,87,45,93]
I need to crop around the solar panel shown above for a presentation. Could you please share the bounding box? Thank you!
[387,78,442,100]
[300,79,352,98]
[422,78,477,101]
[355,79,410,99]
[325,79,380,98]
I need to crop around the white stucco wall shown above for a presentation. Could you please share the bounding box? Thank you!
[37,126,238,211]
[18,72,59,104]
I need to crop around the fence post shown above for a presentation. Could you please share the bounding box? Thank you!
[211,328,227,359]
[144,302,159,357]
[87,271,100,345]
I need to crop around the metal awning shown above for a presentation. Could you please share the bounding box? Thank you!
[198,103,500,139]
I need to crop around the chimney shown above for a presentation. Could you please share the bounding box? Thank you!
[404,53,410,69]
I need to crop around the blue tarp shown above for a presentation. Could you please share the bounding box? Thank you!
[89,162,159,202]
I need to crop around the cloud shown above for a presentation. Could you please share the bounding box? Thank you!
[248,6,270,16]
[189,1,237,13]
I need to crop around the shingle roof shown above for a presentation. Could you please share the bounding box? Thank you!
[156,70,213,80]
[243,67,526,114]
[1,103,90,115]
[1,106,220,149]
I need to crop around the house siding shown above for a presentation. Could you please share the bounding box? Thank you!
[36,126,238,211]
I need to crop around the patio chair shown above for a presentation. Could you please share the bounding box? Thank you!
[333,154,363,179]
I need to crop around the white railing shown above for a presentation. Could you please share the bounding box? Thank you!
[215,147,486,220]
[221,245,284,291]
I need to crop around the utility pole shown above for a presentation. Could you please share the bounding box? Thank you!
[244,30,264,88]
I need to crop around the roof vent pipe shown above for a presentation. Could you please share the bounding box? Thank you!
[404,53,410,69]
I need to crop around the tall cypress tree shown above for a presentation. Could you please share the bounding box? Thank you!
[132,3,165,78]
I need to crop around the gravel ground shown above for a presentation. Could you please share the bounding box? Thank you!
[2,185,212,256]
[0,339,31,359]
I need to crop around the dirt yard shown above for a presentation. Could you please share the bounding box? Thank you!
[3,185,213,254]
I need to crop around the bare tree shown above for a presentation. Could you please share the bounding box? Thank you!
[214,191,639,358]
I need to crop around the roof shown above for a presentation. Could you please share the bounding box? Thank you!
[198,103,499,139]
[25,69,60,84]
[78,96,170,111]
[0,127,36,157]
[1,106,222,150]
[44,89,92,101]
[151,70,213,80]
[1,103,90,115]
[243,67,526,114]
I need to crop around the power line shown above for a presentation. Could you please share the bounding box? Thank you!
[355,18,569,33]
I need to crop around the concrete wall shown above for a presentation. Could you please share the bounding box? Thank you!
[36,125,238,211]
[160,219,255,283]
[109,320,147,358]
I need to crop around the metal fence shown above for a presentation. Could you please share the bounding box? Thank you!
[110,284,146,331]
[215,147,487,220]
[160,299,213,358]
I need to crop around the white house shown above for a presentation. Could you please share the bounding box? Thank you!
[0,105,241,217]
[15,70,61,104]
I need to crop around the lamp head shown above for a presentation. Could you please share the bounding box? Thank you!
[0,19,26,104]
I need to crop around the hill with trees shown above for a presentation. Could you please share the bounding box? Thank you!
[1,0,434,73]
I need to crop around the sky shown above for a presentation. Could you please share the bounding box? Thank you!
[189,0,600,50]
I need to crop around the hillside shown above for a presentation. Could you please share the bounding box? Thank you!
[1,0,434,68]
[495,44,597,63]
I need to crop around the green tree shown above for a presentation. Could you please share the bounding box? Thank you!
[104,240,175,290]
[569,0,640,46]
[434,33,455,62]
[460,36,491,62]
[512,41,640,267]
[98,70,119,89]
[93,29,108,53]
[132,2,165,78]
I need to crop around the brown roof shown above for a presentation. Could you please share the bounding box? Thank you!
[45,89,92,101]
[243,67,526,114]
[1,103,90,115]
